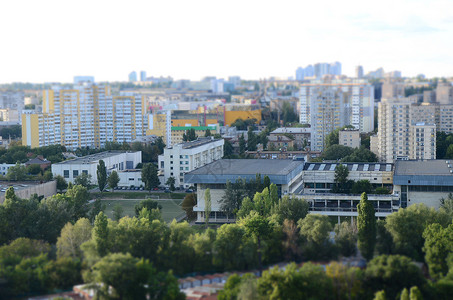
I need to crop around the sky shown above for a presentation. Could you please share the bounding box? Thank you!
[0,0,452,83]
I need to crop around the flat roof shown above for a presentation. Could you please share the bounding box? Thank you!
[394,160,453,186]
[179,138,222,149]
[172,126,216,131]
[394,160,453,176]
[303,162,393,172]
[185,159,304,185]
[271,127,311,134]
[54,151,139,165]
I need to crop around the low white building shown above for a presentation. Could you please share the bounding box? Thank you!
[118,169,143,188]
[158,138,224,188]
[0,164,18,176]
[52,151,142,184]
[339,128,361,148]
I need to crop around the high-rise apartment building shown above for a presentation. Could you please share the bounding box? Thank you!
[299,80,374,151]
[22,82,149,150]
[140,71,147,82]
[376,98,436,162]
[436,83,453,104]
[296,67,304,81]
[382,81,405,99]
[129,71,137,82]
[355,66,364,79]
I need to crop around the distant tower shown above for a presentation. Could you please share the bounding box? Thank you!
[129,71,137,82]
[296,67,305,81]
[140,71,147,82]
[355,66,364,79]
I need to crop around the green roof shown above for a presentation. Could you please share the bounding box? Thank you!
[171,126,216,131]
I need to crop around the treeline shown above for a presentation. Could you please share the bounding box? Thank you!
[0,144,66,164]
[2,182,453,298]
[0,125,21,139]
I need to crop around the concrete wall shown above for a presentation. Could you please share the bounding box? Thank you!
[0,180,57,204]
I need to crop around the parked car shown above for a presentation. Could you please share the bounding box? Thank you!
[164,189,171,193]
[185,189,193,193]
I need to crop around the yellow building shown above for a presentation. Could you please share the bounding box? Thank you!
[171,125,218,145]
[224,109,261,126]
[147,111,171,146]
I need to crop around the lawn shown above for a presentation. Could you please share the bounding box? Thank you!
[91,191,187,200]
[101,199,184,223]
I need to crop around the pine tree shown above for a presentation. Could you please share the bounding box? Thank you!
[357,192,376,260]
[204,188,211,226]
[94,212,109,256]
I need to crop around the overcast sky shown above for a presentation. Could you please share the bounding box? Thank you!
[1,0,452,83]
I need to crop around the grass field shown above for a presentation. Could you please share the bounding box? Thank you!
[101,199,184,222]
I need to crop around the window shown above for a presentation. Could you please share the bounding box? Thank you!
[82,170,88,175]
[129,178,134,181]
[64,170,69,178]
[73,170,79,177]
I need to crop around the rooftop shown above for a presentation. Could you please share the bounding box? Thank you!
[394,160,453,176]
[271,127,311,134]
[303,162,393,172]
[54,151,139,165]
[187,159,303,176]
[179,138,222,149]
[172,126,217,131]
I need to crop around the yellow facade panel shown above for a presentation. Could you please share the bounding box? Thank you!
[224,110,262,126]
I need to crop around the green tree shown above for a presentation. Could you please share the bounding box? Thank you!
[134,199,162,216]
[183,128,197,141]
[333,164,352,193]
[326,262,363,300]
[335,221,358,257]
[271,195,309,224]
[224,139,234,158]
[247,127,257,151]
[409,286,423,300]
[385,204,450,260]
[89,199,106,223]
[298,214,334,260]
[205,128,212,137]
[6,163,27,181]
[74,172,92,188]
[93,212,109,257]
[401,288,410,300]
[65,184,90,221]
[27,164,42,175]
[374,290,387,300]
[97,160,107,192]
[364,255,426,300]
[352,180,373,194]
[166,176,176,191]
[108,170,120,191]
[241,211,272,274]
[55,175,68,192]
[257,263,333,300]
[263,175,270,190]
[57,218,92,259]
[342,147,378,163]
[239,134,246,155]
[112,204,124,221]
[357,192,376,261]
[423,222,453,279]
[204,188,211,226]
[322,144,354,160]
[181,193,197,221]
[141,163,160,192]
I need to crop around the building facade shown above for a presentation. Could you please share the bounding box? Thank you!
[339,128,360,148]
[52,151,142,184]
[22,82,149,149]
[158,138,224,187]
[299,81,374,151]
[170,125,218,145]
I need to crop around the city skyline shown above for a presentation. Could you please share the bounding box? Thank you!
[1,0,453,83]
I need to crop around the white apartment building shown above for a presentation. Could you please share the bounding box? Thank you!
[52,151,142,184]
[158,138,224,188]
[22,82,150,150]
[299,80,374,151]
[339,128,360,148]
[377,98,437,162]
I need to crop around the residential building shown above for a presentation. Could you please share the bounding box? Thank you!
[140,71,147,82]
[148,110,172,146]
[51,151,141,184]
[355,65,364,79]
[0,91,24,112]
[73,76,94,84]
[393,160,453,209]
[267,135,294,150]
[409,123,436,160]
[25,156,51,171]
[22,82,149,149]
[423,90,436,103]
[382,81,405,99]
[0,163,17,176]
[370,135,379,156]
[339,128,360,148]
[269,127,311,150]
[184,159,304,223]
[436,83,453,104]
[129,71,137,82]
[228,76,241,88]
[377,98,437,162]
[171,125,218,145]
[296,67,305,81]
[158,137,224,187]
[0,109,19,122]
[299,81,374,151]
